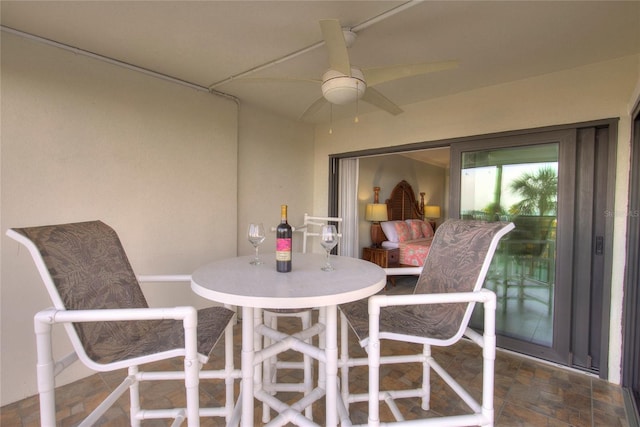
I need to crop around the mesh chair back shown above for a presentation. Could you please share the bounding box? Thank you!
[13,221,157,363]
[413,220,513,340]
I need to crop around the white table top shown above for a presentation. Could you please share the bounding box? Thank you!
[191,253,386,309]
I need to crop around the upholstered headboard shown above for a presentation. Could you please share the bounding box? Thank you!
[385,180,425,221]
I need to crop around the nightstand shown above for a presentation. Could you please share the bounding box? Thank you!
[362,247,399,268]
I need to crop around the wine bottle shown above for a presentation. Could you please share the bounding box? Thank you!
[276,205,292,272]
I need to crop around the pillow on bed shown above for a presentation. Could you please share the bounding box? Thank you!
[393,221,412,242]
[380,221,399,242]
[405,219,424,240]
[421,221,434,238]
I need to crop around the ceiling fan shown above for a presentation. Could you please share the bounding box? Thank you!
[255,19,459,120]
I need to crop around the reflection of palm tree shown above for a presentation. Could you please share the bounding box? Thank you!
[509,166,557,215]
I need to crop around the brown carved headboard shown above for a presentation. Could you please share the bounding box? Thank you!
[385,180,425,221]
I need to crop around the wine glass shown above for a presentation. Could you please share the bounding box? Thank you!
[320,224,338,271]
[248,223,266,265]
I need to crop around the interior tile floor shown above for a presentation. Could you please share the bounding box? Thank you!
[1,316,629,427]
[1,272,629,427]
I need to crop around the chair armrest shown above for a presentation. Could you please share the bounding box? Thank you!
[365,290,497,354]
[34,306,201,371]
[137,275,191,283]
[35,306,198,324]
[369,289,496,312]
[383,267,422,276]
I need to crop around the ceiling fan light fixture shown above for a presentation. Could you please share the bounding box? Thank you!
[321,68,366,105]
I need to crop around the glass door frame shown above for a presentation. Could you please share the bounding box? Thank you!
[622,101,640,420]
[450,129,576,365]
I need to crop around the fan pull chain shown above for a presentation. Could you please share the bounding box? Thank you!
[329,103,333,135]
[354,81,360,123]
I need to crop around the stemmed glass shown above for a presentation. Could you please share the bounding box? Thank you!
[320,224,338,271]
[248,223,266,265]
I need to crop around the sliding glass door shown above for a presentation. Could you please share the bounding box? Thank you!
[461,143,558,347]
[451,125,615,372]
[331,119,616,374]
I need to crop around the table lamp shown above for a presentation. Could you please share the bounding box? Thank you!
[424,205,441,231]
[366,187,388,247]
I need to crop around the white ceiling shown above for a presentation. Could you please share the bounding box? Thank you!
[2,1,639,124]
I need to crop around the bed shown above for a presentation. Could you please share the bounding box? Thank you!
[380,180,434,267]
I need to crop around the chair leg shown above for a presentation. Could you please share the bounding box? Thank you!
[481,294,497,427]
[368,306,381,427]
[339,311,350,412]
[34,314,56,427]
[224,311,236,423]
[128,366,142,427]
[421,344,431,411]
[183,310,201,427]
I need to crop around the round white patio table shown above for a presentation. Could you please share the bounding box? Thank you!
[191,252,386,427]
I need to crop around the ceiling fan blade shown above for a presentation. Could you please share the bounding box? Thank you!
[320,19,351,76]
[361,88,403,116]
[363,60,459,87]
[300,97,328,121]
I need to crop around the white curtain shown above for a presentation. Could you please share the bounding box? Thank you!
[338,158,359,257]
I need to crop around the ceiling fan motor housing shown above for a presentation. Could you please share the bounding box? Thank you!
[321,68,366,104]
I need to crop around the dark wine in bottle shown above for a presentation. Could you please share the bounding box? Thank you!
[276,205,292,272]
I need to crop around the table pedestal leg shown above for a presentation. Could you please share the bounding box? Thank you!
[241,306,255,427]
[324,305,338,427]
[253,308,264,422]
[318,308,326,392]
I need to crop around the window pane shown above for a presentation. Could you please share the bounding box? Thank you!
[465,143,558,347]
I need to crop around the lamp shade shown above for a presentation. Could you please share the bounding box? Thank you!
[424,205,441,219]
[365,204,388,222]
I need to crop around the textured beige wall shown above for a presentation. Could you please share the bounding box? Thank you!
[313,54,640,384]
[0,33,242,404]
[237,104,315,256]
[0,32,317,405]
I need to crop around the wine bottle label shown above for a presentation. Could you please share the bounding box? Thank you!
[276,238,292,261]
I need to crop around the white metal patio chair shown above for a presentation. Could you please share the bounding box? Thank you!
[339,219,514,426]
[6,220,239,427]
[262,213,342,422]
